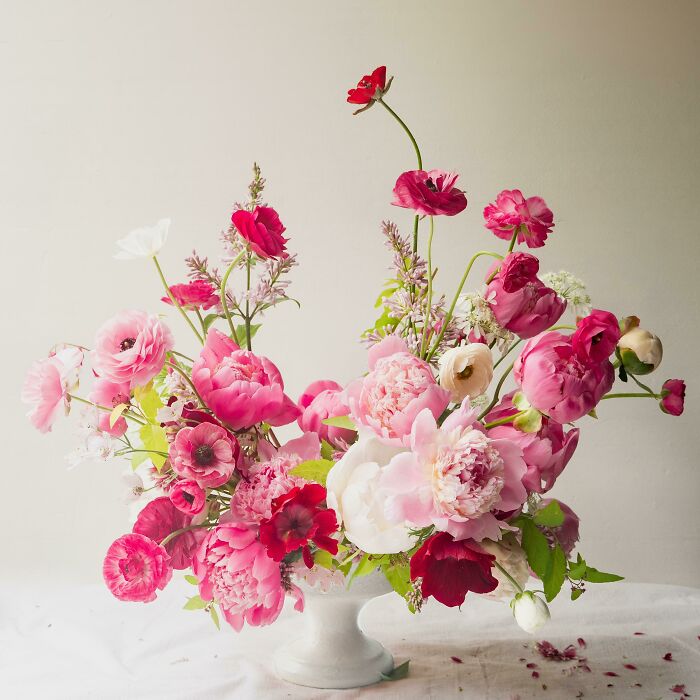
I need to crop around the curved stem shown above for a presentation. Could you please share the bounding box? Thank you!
[494,561,525,594]
[161,523,211,548]
[377,99,422,169]
[165,360,208,409]
[220,250,247,344]
[601,392,659,400]
[485,229,520,285]
[153,256,203,344]
[630,374,656,395]
[69,394,146,425]
[548,324,577,332]
[494,340,522,369]
[483,410,525,430]
[170,349,195,364]
[478,361,515,420]
[245,252,252,351]
[420,216,435,358]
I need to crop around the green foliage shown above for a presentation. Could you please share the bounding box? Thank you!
[543,544,567,602]
[519,518,551,579]
[581,566,624,583]
[288,458,335,486]
[201,313,220,332]
[381,660,410,682]
[533,500,565,528]
[322,415,356,431]
[138,423,169,470]
[109,403,129,428]
[234,323,262,342]
[209,605,220,630]
[313,549,335,570]
[134,383,163,422]
[183,595,208,610]
[184,575,198,585]
[320,440,335,460]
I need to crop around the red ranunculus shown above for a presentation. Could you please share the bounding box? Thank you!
[660,379,685,416]
[392,169,468,217]
[231,206,288,260]
[410,532,498,607]
[571,309,620,363]
[259,483,338,563]
[162,280,220,310]
[347,66,387,105]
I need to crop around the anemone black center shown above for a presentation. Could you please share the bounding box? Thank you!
[120,337,136,352]
[194,444,215,466]
[425,177,438,192]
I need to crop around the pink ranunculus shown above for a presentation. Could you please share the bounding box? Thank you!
[514,331,614,423]
[485,392,579,494]
[231,206,288,260]
[381,402,528,542]
[660,379,686,416]
[169,479,207,515]
[541,499,580,557]
[571,309,621,363]
[132,497,205,570]
[191,329,300,431]
[297,380,357,448]
[162,280,220,311]
[89,378,131,437]
[169,422,238,488]
[483,189,554,248]
[193,522,303,631]
[346,335,450,443]
[392,169,468,217]
[22,346,84,433]
[486,253,566,339]
[103,533,172,602]
[92,310,174,389]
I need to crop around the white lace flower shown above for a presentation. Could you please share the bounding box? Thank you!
[65,408,117,468]
[114,218,170,260]
[540,270,591,316]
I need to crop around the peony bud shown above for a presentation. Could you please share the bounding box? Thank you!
[438,344,494,403]
[618,327,663,375]
[511,591,551,634]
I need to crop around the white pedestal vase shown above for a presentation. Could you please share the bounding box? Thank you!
[273,572,395,689]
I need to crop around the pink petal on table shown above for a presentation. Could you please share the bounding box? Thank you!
[624,664,637,670]
[633,631,645,636]
[450,656,463,664]
[531,671,540,679]
[663,652,674,662]
[603,671,619,677]
[526,662,538,669]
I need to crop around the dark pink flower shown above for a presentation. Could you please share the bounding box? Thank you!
[660,379,685,416]
[297,380,356,448]
[231,206,288,259]
[483,189,554,248]
[572,310,620,363]
[347,66,387,105]
[541,498,580,557]
[169,479,206,515]
[392,169,468,217]
[162,280,220,311]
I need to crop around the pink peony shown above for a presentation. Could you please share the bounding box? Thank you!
[381,401,527,542]
[22,346,83,433]
[162,280,220,311]
[392,169,468,217]
[660,379,685,416]
[169,479,207,515]
[297,380,356,448]
[571,309,620,363]
[486,253,566,339]
[231,206,288,260]
[191,329,300,431]
[103,533,172,602]
[346,335,450,443]
[193,522,303,631]
[483,189,554,248]
[514,331,614,423]
[89,377,130,437]
[485,392,579,494]
[92,310,173,389]
[169,422,238,488]
[132,497,205,570]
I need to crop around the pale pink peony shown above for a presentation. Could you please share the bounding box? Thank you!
[191,329,300,431]
[169,422,238,488]
[193,522,303,631]
[22,346,83,433]
[297,380,356,448]
[485,392,579,494]
[89,378,131,437]
[132,497,205,570]
[514,331,614,423]
[392,169,468,217]
[381,401,527,542]
[162,280,220,311]
[103,533,172,602]
[346,335,450,443]
[483,189,554,248]
[92,310,173,389]
[169,479,207,515]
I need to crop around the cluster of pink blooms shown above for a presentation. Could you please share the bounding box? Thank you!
[22,65,686,636]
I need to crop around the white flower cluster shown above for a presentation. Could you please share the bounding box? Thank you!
[541,270,592,317]
[454,289,514,352]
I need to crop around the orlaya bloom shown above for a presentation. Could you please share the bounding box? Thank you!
[169,479,207,515]
[22,346,84,433]
[660,379,685,416]
[89,377,131,437]
[259,483,339,564]
[392,169,468,217]
[410,532,498,607]
[162,280,220,311]
[347,65,390,112]
[483,189,554,248]
[381,401,527,542]
[114,218,169,260]
[231,206,288,260]
[571,309,620,363]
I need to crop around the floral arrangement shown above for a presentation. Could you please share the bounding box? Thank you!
[23,66,686,636]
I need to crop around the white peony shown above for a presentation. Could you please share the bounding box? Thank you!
[438,344,494,403]
[326,436,416,554]
[512,591,550,634]
[114,218,170,260]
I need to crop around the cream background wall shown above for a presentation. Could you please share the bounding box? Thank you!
[1,0,698,587]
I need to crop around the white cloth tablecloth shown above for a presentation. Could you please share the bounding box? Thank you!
[1,580,699,699]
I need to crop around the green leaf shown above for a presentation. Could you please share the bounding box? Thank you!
[139,423,169,469]
[571,588,584,601]
[513,408,543,434]
[234,323,262,342]
[543,544,567,602]
[209,605,220,630]
[320,440,335,460]
[131,450,150,470]
[184,575,198,585]
[183,595,208,610]
[347,554,384,588]
[313,549,335,570]
[375,286,399,308]
[520,520,551,579]
[288,458,335,486]
[567,554,587,580]
[322,415,356,431]
[134,384,163,422]
[380,559,412,604]
[582,566,624,583]
[512,391,531,411]
[533,500,565,528]
[381,660,410,682]
[201,313,220,332]
[109,403,129,428]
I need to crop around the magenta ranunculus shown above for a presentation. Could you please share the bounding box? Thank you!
[297,380,356,448]
[660,379,686,416]
[514,331,614,423]
[346,335,450,443]
[169,422,238,488]
[162,280,220,311]
[193,522,303,632]
[392,169,467,217]
[92,310,174,389]
[483,189,554,248]
[191,329,300,431]
[132,497,205,570]
[169,479,207,515]
[571,309,620,363]
[485,392,579,494]
[103,533,172,602]
[231,206,288,260]
[89,377,131,437]
[486,253,566,339]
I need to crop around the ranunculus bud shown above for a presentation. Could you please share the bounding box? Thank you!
[618,327,663,375]
[512,591,551,634]
[438,344,494,403]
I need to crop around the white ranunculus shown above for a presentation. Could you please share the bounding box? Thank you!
[480,538,530,602]
[438,343,494,403]
[618,326,663,374]
[512,591,550,634]
[114,218,170,260]
[326,436,416,554]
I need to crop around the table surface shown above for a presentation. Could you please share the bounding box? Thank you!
[1,579,699,699]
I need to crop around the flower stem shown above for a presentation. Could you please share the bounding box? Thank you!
[485,229,520,285]
[478,361,516,420]
[420,216,435,358]
[165,360,208,409]
[160,523,211,548]
[245,252,252,351]
[69,394,146,425]
[630,374,656,395]
[483,410,525,430]
[220,250,247,345]
[170,349,195,364]
[153,256,204,344]
[494,561,525,594]
[494,340,523,369]
[377,99,422,170]
[601,392,659,400]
